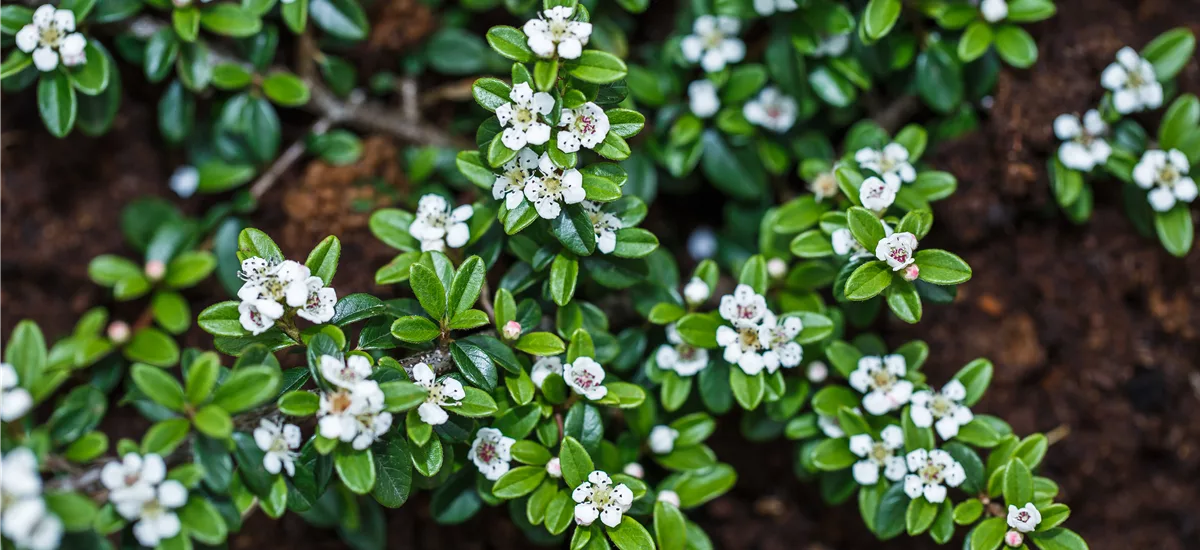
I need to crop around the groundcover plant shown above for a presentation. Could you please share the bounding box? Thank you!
[8,0,1198,548]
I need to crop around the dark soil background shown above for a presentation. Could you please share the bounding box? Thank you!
[3,0,1200,548]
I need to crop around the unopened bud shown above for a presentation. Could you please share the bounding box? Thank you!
[545,457,562,478]
[1004,531,1023,548]
[806,361,829,383]
[171,0,191,7]
[622,462,644,479]
[107,321,131,344]
[902,264,920,282]
[144,260,166,282]
[767,258,787,279]
[657,490,680,507]
[502,320,522,341]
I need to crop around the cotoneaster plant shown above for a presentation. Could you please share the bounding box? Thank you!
[0,1,1095,550]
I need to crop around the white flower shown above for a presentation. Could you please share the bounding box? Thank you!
[831,228,867,257]
[468,428,516,481]
[758,313,803,373]
[806,361,829,383]
[317,380,392,449]
[718,284,768,324]
[655,324,709,377]
[493,148,540,209]
[169,165,199,198]
[656,490,680,507]
[1133,149,1197,212]
[859,176,897,211]
[320,354,372,389]
[856,143,916,189]
[688,80,720,119]
[622,462,644,479]
[524,152,586,219]
[753,0,798,16]
[848,355,914,415]
[572,470,633,528]
[910,380,974,440]
[1007,502,1042,533]
[297,276,337,324]
[875,232,919,271]
[411,363,465,426]
[101,453,166,516]
[903,449,966,504]
[680,15,745,73]
[812,33,850,58]
[496,82,555,150]
[1,448,42,504]
[558,102,610,153]
[15,5,87,72]
[254,419,301,476]
[0,450,63,550]
[744,87,797,133]
[583,201,622,254]
[238,298,284,335]
[767,258,787,279]
[849,425,907,485]
[687,227,718,260]
[1053,110,1112,172]
[126,480,188,548]
[1101,47,1163,114]
[530,357,562,389]
[818,413,845,438]
[237,257,275,284]
[683,277,711,306]
[545,457,562,478]
[809,171,839,201]
[980,0,1008,22]
[1,363,32,421]
[716,321,767,375]
[409,194,473,252]
[523,5,592,60]
[648,425,679,455]
[563,357,608,400]
[237,259,311,308]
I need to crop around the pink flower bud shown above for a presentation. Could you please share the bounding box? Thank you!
[107,321,131,344]
[1004,531,1024,548]
[767,258,787,279]
[902,264,920,282]
[622,462,644,479]
[545,457,562,478]
[806,361,829,383]
[144,260,166,282]
[502,320,522,341]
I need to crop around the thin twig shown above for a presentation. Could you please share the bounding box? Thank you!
[248,91,366,201]
[478,279,495,320]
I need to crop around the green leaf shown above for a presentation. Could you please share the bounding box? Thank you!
[281,0,308,33]
[994,25,1038,68]
[606,516,655,550]
[0,5,33,35]
[550,253,579,306]
[811,438,857,470]
[409,263,447,320]
[38,71,77,138]
[729,369,765,410]
[199,4,263,37]
[68,42,111,96]
[916,45,964,114]
[486,25,534,62]
[653,501,687,550]
[1155,206,1194,257]
[1142,27,1196,81]
[885,280,922,323]
[1027,528,1089,550]
[193,404,233,439]
[335,447,377,494]
[142,418,191,455]
[302,235,340,286]
[847,207,886,251]
[914,249,972,284]
[448,256,485,316]
[958,21,993,62]
[492,466,547,498]
[131,363,185,411]
[607,108,645,139]
[844,261,892,301]
[124,328,180,367]
[559,436,594,488]
[309,0,368,40]
[1003,457,1033,506]
[6,320,47,386]
[263,71,310,107]
[552,203,597,255]
[969,517,1006,550]
[211,365,282,414]
[674,313,720,348]
[44,491,99,532]
[906,497,938,535]
[570,50,628,84]
[515,332,566,356]
[1006,0,1057,22]
[953,358,993,406]
[178,498,227,545]
[954,499,984,525]
[863,0,902,40]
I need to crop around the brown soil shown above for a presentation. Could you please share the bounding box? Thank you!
[3,0,1200,548]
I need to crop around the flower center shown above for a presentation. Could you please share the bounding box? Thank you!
[918,461,946,484]
[427,383,448,404]
[269,437,290,454]
[1015,510,1032,522]
[1159,166,1180,185]
[887,246,909,264]
[589,484,617,507]
[738,326,760,349]
[515,108,535,126]
[868,443,891,464]
[814,174,837,195]
[143,499,166,519]
[40,27,62,47]
[572,369,598,389]
[930,395,954,418]
[549,20,569,38]
[677,345,697,361]
[330,390,353,414]
[1127,70,1146,88]
[702,30,725,49]
[542,175,563,195]
[575,114,596,135]
[870,370,898,391]
[476,441,497,463]
[261,278,286,301]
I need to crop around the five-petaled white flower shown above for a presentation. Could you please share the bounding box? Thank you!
[1,363,32,421]
[468,428,516,481]
[849,425,907,486]
[688,80,720,119]
[572,470,634,528]
[15,5,87,72]
[583,201,622,254]
[903,449,966,503]
[716,320,767,375]
[683,277,711,306]
[1133,149,1197,212]
[409,194,474,252]
[849,355,914,415]
[320,354,373,389]
[1007,502,1042,533]
[1,448,63,550]
[856,143,916,189]
[563,357,608,400]
[317,378,392,450]
[126,480,189,547]
[1053,110,1112,172]
[859,176,897,211]
[680,15,746,73]
[493,148,540,210]
[648,425,679,455]
[236,257,336,334]
[655,323,710,377]
[411,362,465,426]
[744,87,797,133]
[496,83,555,150]
[753,0,798,16]
[758,313,803,373]
[875,232,919,271]
[809,171,840,202]
[1101,47,1163,115]
[910,380,974,440]
[524,152,586,219]
[254,419,302,477]
[718,284,768,325]
[101,453,166,509]
[238,298,284,335]
[530,356,561,389]
[558,102,610,153]
[979,0,1008,22]
[523,6,592,60]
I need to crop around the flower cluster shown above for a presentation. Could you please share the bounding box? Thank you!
[572,470,633,528]
[715,284,802,375]
[101,453,189,547]
[15,5,87,72]
[316,355,393,448]
[237,256,336,335]
[1,449,62,550]
[409,194,474,252]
